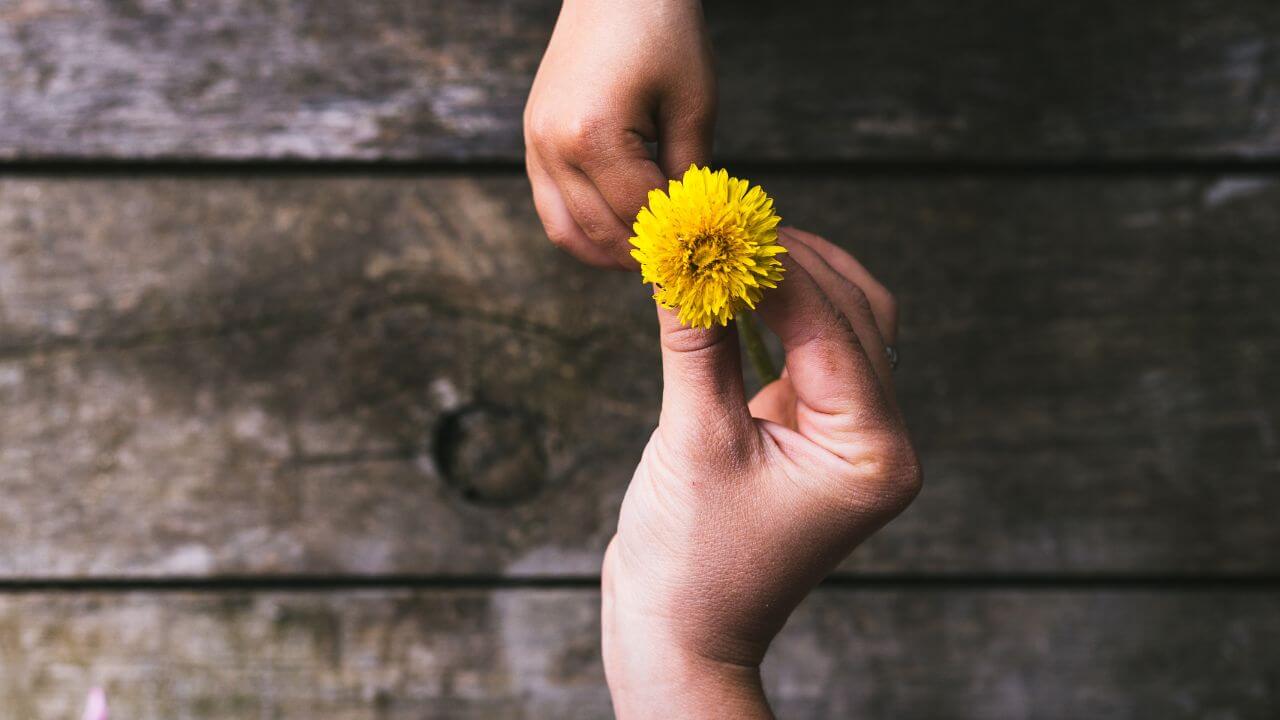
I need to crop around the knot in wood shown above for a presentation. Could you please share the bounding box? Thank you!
[435,403,547,507]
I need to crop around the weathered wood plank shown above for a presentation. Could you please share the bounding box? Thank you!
[0,177,654,577]
[2,589,1277,718]
[2,0,1278,160]
[1,175,1277,576]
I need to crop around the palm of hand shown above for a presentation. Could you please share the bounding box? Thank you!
[606,370,917,668]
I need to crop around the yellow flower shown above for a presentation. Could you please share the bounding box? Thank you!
[630,165,786,329]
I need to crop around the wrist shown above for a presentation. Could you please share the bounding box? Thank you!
[602,588,773,719]
[563,0,701,12]
[603,641,771,720]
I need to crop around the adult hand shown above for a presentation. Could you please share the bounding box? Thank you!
[524,0,716,269]
[602,228,921,718]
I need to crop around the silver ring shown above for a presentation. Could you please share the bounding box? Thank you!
[885,345,899,371]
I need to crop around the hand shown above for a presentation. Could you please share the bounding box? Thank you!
[524,0,716,269]
[602,229,922,718]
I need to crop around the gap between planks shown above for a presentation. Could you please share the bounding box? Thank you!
[1,573,1278,594]
[4,157,1280,178]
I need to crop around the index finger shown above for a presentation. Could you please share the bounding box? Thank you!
[755,255,899,461]
[572,133,669,246]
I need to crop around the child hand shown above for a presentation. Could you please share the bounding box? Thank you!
[524,0,716,269]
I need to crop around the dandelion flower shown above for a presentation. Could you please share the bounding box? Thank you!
[630,165,786,329]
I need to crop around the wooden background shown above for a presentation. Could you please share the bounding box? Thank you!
[1,0,1278,717]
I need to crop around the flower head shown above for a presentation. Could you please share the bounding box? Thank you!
[630,165,786,329]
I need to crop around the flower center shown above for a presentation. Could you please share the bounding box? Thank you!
[683,232,730,274]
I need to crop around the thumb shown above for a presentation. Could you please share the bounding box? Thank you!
[657,96,716,178]
[655,303,751,440]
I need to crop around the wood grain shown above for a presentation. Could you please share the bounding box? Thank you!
[1,0,1278,160]
[2,589,1277,719]
[1,174,1277,577]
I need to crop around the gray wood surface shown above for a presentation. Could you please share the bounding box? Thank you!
[4,3,1276,716]
[3,589,1277,719]
[2,0,1278,161]
[2,174,1276,577]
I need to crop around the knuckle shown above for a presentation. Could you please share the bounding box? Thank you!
[562,114,613,159]
[543,224,576,252]
[661,324,730,357]
[525,112,559,150]
[574,211,619,245]
[525,111,615,162]
[846,281,873,316]
[827,434,922,515]
[864,437,923,507]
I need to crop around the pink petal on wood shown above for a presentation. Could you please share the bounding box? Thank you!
[82,688,108,720]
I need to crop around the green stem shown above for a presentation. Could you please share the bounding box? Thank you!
[735,312,778,386]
